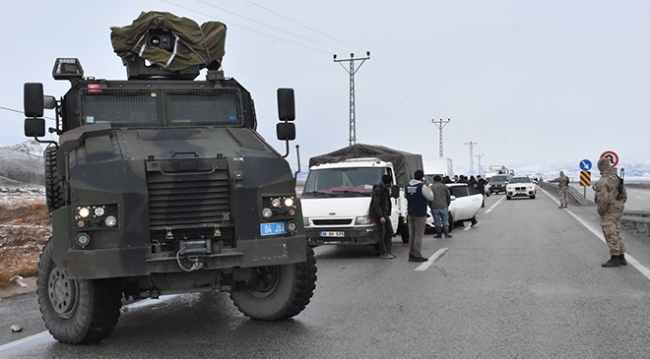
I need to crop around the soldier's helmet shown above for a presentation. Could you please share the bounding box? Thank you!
[597,158,611,172]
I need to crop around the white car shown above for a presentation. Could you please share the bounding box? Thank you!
[426,183,482,231]
[506,176,537,200]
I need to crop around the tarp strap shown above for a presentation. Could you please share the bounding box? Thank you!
[199,25,212,64]
[165,36,180,68]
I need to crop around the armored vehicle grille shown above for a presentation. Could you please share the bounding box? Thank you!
[147,170,230,231]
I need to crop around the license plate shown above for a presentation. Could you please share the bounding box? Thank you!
[320,231,345,237]
[260,222,287,236]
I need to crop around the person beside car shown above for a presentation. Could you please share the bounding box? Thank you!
[405,170,433,262]
[429,175,452,239]
[370,174,395,260]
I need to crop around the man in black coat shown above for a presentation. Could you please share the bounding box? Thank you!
[370,174,395,259]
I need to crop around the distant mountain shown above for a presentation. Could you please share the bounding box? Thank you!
[0,140,46,186]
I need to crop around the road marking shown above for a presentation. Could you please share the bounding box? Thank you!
[539,187,650,280]
[485,195,506,214]
[0,294,180,354]
[415,248,448,271]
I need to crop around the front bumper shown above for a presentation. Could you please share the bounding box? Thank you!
[66,235,308,279]
[507,189,536,197]
[305,225,378,246]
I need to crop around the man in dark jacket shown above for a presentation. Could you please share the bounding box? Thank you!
[406,170,433,262]
[370,174,394,259]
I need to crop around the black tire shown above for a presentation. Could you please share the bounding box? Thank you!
[37,239,122,344]
[530,194,536,199]
[506,196,511,200]
[399,217,409,243]
[447,212,454,233]
[44,145,64,213]
[231,245,317,321]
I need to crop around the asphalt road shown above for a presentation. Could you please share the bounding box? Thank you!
[2,188,650,358]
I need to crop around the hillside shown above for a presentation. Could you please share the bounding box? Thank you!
[0,140,46,186]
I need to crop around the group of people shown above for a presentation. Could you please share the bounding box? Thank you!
[371,159,629,268]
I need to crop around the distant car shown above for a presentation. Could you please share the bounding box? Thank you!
[426,183,482,231]
[487,174,511,194]
[506,176,537,200]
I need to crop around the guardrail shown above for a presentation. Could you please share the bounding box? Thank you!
[541,182,593,206]
[621,210,650,232]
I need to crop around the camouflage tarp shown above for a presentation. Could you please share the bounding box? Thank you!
[308,144,424,188]
[110,11,226,72]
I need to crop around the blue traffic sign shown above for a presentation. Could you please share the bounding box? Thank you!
[579,159,592,171]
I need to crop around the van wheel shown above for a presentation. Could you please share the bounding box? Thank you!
[231,246,317,321]
[37,239,122,344]
[399,217,409,243]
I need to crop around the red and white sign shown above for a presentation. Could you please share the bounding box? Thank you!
[600,150,619,168]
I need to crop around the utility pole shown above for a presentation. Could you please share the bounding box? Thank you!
[465,141,478,175]
[431,119,450,158]
[333,52,370,146]
[475,154,484,176]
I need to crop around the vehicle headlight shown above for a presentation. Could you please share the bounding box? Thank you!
[262,207,273,218]
[94,207,105,217]
[355,216,374,225]
[271,198,281,208]
[283,197,294,208]
[105,215,118,227]
[78,207,90,218]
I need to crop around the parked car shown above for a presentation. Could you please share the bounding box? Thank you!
[487,174,511,194]
[506,176,537,200]
[426,183,482,231]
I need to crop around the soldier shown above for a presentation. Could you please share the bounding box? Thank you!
[594,158,627,267]
[549,171,570,208]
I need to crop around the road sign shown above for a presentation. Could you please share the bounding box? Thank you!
[579,159,592,171]
[600,150,619,168]
[580,171,591,186]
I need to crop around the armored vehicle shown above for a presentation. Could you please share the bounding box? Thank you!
[23,12,316,344]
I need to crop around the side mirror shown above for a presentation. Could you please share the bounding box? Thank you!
[450,195,456,202]
[277,122,296,141]
[277,88,295,121]
[25,118,45,137]
[390,185,400,199]
[24,83,44,118]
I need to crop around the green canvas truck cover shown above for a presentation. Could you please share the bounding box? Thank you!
[110,11,226,71]
[308,144,424,188]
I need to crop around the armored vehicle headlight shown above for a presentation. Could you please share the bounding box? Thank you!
[271,198,281,208]
[75,233,90,248]
[78,207,90,218]
[94,207,105,217]
[262,208,273,219]
[105,215,117,228]
[283,197,295,208]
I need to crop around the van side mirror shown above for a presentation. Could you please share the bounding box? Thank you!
[390,185,400,199]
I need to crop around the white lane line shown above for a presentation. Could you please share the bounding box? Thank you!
[0,294,180,354]
[485,195,505,214]
[415,248,448,271]
[539,187,650,280]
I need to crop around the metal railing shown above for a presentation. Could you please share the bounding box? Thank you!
[541,182,593,206]
[621,210,650,232]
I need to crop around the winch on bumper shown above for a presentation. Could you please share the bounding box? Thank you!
[305,225,378,245]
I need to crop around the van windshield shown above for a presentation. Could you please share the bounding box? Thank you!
[302,167,383,198]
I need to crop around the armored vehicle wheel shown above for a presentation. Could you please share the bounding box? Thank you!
[231,246,317,321]
[37,239,122,344]
[44,145,64,213]
[399,217,409,243]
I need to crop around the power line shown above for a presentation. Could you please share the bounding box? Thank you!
[0,106,55,121]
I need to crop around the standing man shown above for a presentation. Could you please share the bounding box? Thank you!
[476,175,489,204]
[370,174,395,259]
[549,171,570,208]
[594,158,627,267]
[405,170,433,262]
[429,175,452,239]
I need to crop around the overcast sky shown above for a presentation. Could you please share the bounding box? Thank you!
[1,1,648,174]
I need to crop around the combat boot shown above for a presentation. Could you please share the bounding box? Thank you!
[601,256,620,268]
[618,254,627,265]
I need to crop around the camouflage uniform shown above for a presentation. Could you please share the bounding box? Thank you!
[593,158,627,267]
[549,171,570,208]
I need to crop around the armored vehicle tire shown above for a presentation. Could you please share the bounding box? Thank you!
[399,217,409,243]
[44,145,64,213]
[231,246,317,321]
[37,239,123,344]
